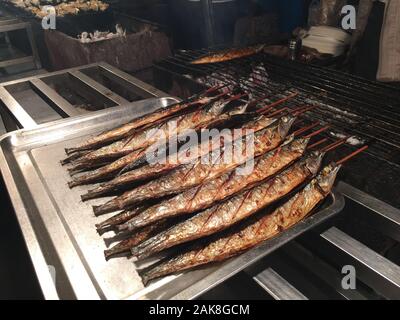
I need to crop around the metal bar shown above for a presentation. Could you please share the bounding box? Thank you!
[0,18,20,26]
[98,62,169,98]
[29,78,81,118]
[282,242,371,300]
[0,56,35,68]
[0,103,18,132]
[321,227,400,299]
[0,63,100,87]
[337,182,400,243]
[200,0,215,47]
[25,23,42,70]
[253,268,308,300]
[0,86,37,129]
[0,150,59,300]
[68,70,129,106]
[0,21,29,32]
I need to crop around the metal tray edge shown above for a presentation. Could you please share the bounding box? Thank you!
[0,149,59,300]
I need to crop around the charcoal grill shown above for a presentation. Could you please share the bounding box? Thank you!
[153,50,400,299]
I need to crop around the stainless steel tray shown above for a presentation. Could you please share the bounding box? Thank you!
[0,97,345,300]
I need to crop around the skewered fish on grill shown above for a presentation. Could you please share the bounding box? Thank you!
[130,151,325,259]
[139,163,340,285]
[191,45,265,65]
[92,116,296,216]
[118,137,310,232]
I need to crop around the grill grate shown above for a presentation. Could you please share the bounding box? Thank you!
[155,50,400,168]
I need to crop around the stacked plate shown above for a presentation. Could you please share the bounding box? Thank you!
[302,26,351,56]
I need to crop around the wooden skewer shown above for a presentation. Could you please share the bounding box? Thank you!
[267,107,289,118]
[207,91,230,101]
[224,93,246,103]
[305,125,331,138]
[205,84,229,94]
[256,92,298,114]
[322,136,350,152]
[336,146,369,165]
[293,105,318,116]
[307,138,329,150]
[248,94,270,107]
[293,122,320,137]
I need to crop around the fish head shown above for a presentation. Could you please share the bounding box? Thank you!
[229,100,252,116]
[316,162,342,195]
[287,136,310,154]
[282,134,295,146]
[254,115,278,129]
[208,94,248,115]
[304,151,325,176]
[278,115,297,139]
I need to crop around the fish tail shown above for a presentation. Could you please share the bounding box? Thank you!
[118,157,146,176]
[93,201,119,216]
[68,180,80,189]
[81,187,107,201]
[65,147,81,155]
[104,249,114,261]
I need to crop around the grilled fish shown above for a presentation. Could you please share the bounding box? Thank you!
[119,137,309,232]
[79,115,277,197]
[65,89,224,155]
[66,94,246,170]
[190,45,265,65]
[93,116,295,216]
[140,163,340,285]
[104,222,165,261]
[95,206,146,232]
[131,151,324,259]
[68,148,145,188]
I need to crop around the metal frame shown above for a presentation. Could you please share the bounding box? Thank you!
[0,62,169,131]
[0,15,41,70]
[243,182,400,300]
[253,268,308,300]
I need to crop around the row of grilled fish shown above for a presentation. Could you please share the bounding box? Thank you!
[62,87,343,287]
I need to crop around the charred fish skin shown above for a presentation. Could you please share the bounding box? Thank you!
[119,137,309,232]
[104,115,295,213]
[67,94,239,168]
[131,150,324,259]
[140,163,341,285]
[81,116,279,200]
[64,92,223,155]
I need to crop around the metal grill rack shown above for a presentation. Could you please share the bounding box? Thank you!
[154,50,400,299]
[0,61,169,134]
[155,50,400,169]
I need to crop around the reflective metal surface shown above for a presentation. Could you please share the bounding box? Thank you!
[253,268,308,300]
